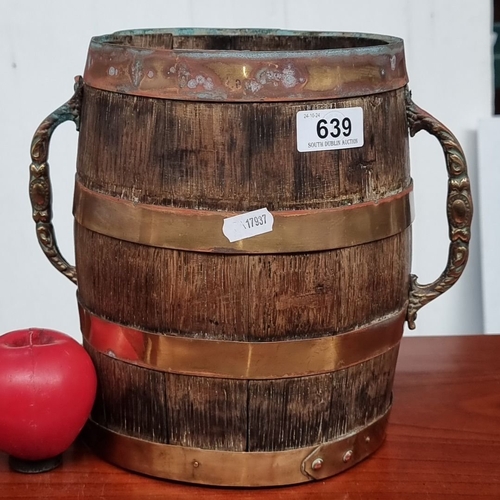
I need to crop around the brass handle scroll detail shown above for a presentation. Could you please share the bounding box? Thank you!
[29,76,83,285]
[405,91,473,329]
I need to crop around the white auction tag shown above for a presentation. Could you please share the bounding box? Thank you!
[296,107,364,152]
[222,208,274,243]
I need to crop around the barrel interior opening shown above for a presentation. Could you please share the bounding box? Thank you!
[106,33,388,51]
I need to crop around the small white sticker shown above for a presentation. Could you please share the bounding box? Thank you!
[223,208,274,243]
[296,107,364,152]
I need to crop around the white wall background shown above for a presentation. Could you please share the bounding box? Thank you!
[0,0,493,341]
[478,116,500,333]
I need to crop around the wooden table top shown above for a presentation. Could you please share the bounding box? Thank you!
[1,335,499,499]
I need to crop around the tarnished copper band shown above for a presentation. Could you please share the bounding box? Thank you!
[84,406,390,487]
[73,182,413,254]
[80,304,405,379]
[84,29,408,102]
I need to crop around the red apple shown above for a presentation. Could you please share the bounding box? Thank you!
[0,328,97,463]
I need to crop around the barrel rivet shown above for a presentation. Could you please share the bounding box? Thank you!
[343,450,353,463]
[311,458,324,470]
[193,460,200,468]
[365,436,371,443]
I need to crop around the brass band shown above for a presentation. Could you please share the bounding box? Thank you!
[73,181,413,254]
[85,29,408,102]
[80,304,405,380]
[84,407,390,487]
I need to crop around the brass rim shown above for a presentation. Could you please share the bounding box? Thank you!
[84,29,408,102]
[80,304,405,380]
[73,182,413,254]
[84,407,390,487]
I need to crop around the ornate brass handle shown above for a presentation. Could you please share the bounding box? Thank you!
[29,76,83,285]
[405,91,472,329]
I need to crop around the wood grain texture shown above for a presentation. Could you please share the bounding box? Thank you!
[84,343,168,444]
[75,84,410,338]
[165,374,248,451]
[247,346,398,451]
[2,335,499,499]
[75,224,410,340]
[82,346,398,452]
[75,228,249,340]
[112,33,382,51]
[74,83,411,458]
[245,234,410,340]
[77,87,410,210]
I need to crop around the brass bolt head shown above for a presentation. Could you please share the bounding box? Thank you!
[311,458,324,470]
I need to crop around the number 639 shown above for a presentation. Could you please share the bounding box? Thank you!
[316,117,352,139]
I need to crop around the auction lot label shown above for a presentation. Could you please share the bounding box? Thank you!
[296,107,364,152]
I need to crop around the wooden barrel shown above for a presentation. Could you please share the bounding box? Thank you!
[29,29,472,487]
